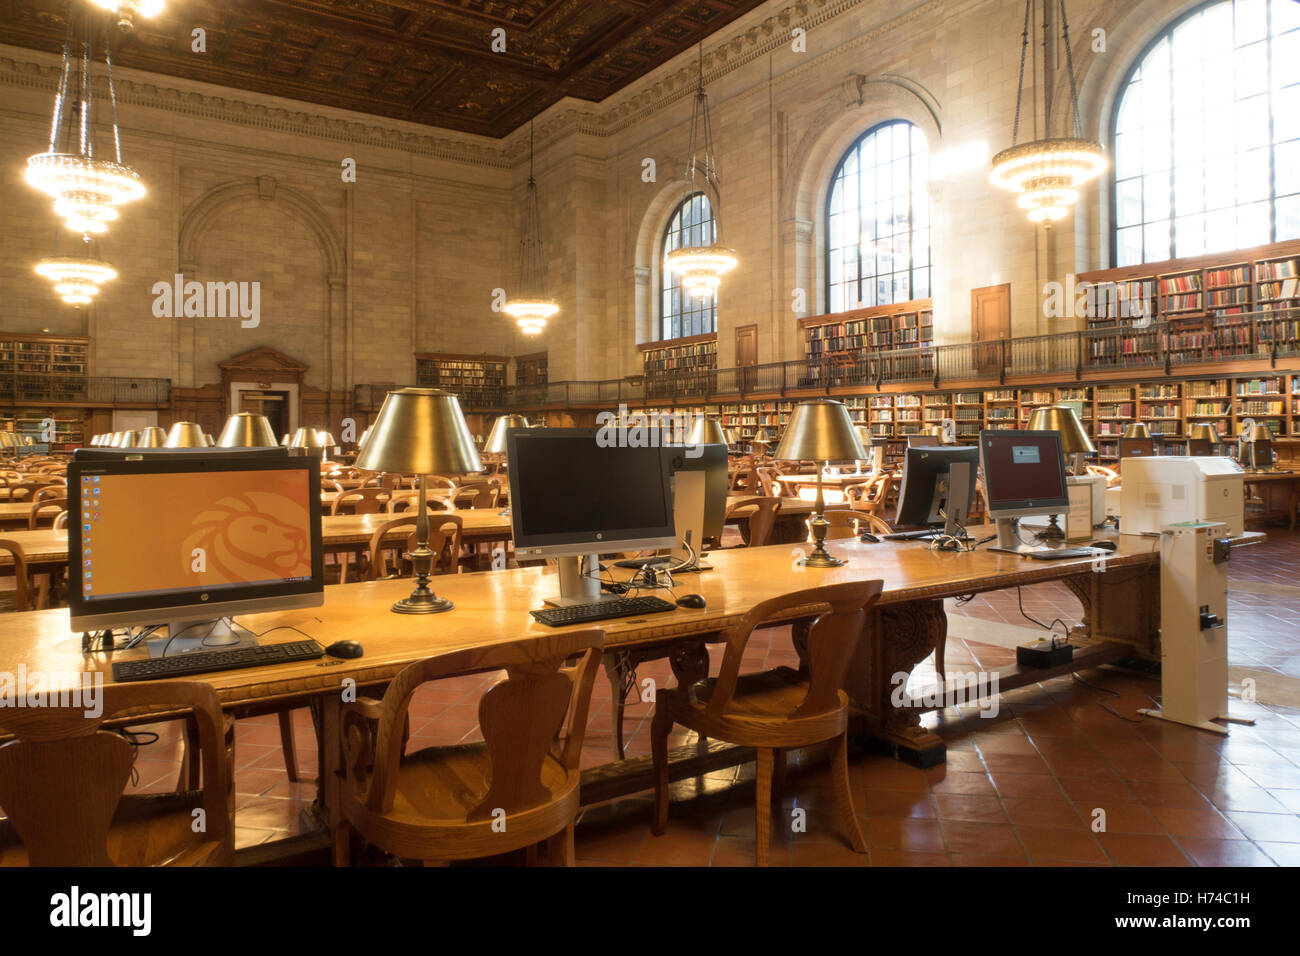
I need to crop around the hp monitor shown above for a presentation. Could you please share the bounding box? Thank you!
[979,430,1071,554]
[68,448,324,654]
[506,428,676,605]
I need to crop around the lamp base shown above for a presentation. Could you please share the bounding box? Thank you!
[801,550,847,569]
[391,593,455,614]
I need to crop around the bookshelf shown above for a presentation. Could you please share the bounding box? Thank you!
[640,334,717,399]
[516,352,547,387]
[414,353,507,406]
[799,299,934,386]
[1080,240,1300,366]
[0,333,90,404]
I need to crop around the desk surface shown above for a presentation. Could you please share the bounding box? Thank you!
[0,528,1162,704]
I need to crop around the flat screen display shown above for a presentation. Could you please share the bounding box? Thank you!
[76,468,315,602]
[981,432,1067,508]
[511,433,672,541]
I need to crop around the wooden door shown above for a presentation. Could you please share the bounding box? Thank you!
[735,324,757,392]
[971,284,1011,374]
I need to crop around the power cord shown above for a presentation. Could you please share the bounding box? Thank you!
[1016,586,1072,644]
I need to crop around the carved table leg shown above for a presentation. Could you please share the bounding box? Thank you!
[1062,561,1161,659]
[844,599,948,767]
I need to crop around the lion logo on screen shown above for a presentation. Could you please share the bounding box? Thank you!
[182,491,309,583]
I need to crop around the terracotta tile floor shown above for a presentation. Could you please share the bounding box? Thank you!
[114,529,1300,865]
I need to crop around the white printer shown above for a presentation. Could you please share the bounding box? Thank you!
[1119,456,1245,537]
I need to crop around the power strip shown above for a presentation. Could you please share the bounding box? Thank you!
[1016,639,1074,668]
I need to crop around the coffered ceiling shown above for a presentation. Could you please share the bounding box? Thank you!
[0,0,772,137]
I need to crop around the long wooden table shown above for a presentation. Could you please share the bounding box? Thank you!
[0,496,818,567]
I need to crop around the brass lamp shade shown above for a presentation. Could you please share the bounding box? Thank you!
[357,388,482,615]
[774,400,867,463]
[1188,422,1221,443]
[685,416,728,447]
[722,427,738,445]
[217,412,278,448]
[135,426,167,448]
[1240,423,1272,442]
[356,387,482,476]
[483,414,532,455]
[204,433,216,447]
[1122,422,1151,440]
[1027,405,1096,455]
[0,432,14,448]
[316,431,337,448]
[164,421,208,448]
[117,430,137,449]
[751,428,771,445]
[359,425,373,447]
[774,400,866,569]
[919,423,944,439]
[854,424,872,447]
[289,428,324,455]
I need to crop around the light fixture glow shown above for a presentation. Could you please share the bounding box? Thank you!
[87,0,165,31]
[664,246,738,298]
[502,299,559,335]
[34,256,117,304]
[502,112,557,335]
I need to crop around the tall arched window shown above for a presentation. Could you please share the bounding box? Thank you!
[660,192,717,339]
[825,120,931,313]
[1112,0,1300,265]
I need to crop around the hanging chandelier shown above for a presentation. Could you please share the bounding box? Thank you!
[26,10,145,237]
[87,0,164,32]
[502,119,558,335]
[990,0,1106,223]
[34,255,117,304]
[665,44,736,298]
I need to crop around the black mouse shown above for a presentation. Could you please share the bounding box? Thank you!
[325,640,364,659]
[676,594,706,609]
[1089,540,1118,552]
[859,532,880,543]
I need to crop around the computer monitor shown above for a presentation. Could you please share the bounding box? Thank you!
[67,448,324,654]
[615,444,727,572]
[979,430,1070,553]
[1119,438,1156,459]
[906,434,941,448]
[893,445,979,537]
[506,428,677,606]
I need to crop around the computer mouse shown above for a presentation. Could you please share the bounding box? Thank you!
[676,594,707,609]
[859,532,880,543]
[325,640,364,659]
[1089,540,1118,552]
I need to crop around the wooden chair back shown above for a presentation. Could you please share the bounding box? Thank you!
[755,466,782,497]
[322,479,344,496]
[0,538,30,611]
[34,485,65,502]
[0,680,232,865]
[365,514,463,580]
[846,472,893,516]
[1086,464,1120,487]
[724,496,782,547]
[342,630,603,819]
[820,509,865,540]
[28,498,67,530]
[385,492,453,514]
[705,580,883,721]
[52,511,69,530]
[449,479,500,510]
[331,488,389,516]
[3,483,39,503]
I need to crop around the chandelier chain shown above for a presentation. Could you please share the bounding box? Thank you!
[1058,0,1084,139]
[105,27,124,164]
[1011,0,1032,146]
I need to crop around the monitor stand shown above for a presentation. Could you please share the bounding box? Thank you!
[988,517,1053,556]
[147,619,259,658]
[545,554,622,608]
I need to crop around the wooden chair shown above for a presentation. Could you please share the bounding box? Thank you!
[721,496,782,548]
[853,512,893,537]
[425,475,458,495]
[322,478,344,496]
[820,508,870,540]
[52,511,69,530]
[333,629,604,866]
[755,466,782,497]
[331,487,389,516]
[651,580,884,866]
[449,479,500,510]
[0,539,31,612]
[0,680,234,865]
[33,485,64,503]
[386,492,453,514]
[846,472,894,516]
[365,514,463,580]
[1086,464,1120,487]
[28,497,67,529]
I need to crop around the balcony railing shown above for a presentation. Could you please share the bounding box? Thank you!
[373,310,1300,412]
[0,375,171,405]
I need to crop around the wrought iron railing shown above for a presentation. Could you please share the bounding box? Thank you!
[0,375,171,405]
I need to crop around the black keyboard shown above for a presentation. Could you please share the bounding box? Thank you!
[530,596,677,627]
[111,640,325,682]
[1023,547,1107,561]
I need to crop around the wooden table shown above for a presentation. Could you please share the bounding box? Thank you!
[0,496,819,572]
[0,501,33,530]
[774,471,876,504]
[1240,470,1300,528]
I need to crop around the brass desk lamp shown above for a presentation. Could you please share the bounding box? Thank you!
[164,422,207,448]
[774,399,866,568]
[217,412,278,448]
[357,387,482,614]
[1027,405,1096,540]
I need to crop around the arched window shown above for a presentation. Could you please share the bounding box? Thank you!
[659,192,718,340]
[825,120,931,314]
[1112,0,1300,265]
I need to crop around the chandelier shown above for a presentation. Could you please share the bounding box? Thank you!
[26,11,145,237]
[88,0,164,31]
[502,119,558,335]
[34,255,117,304]
[990,0,1106,223]
[665,44,737,298]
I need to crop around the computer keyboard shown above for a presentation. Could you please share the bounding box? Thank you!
[1022,547,1108,561]
[111,639,325,682]
[530,596,677,627]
